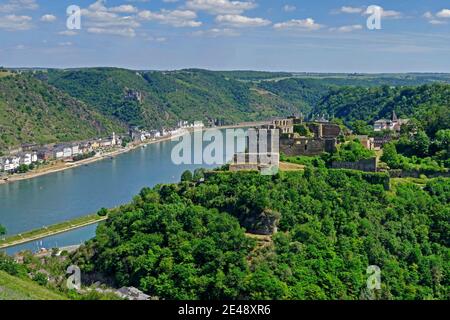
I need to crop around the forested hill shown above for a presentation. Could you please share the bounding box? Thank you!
[73,170,449,300]
[0,73,125,150]
[45,68,299,129]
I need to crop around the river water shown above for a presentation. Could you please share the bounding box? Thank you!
[0,129,246,254]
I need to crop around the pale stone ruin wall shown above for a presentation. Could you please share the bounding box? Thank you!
[331,157,378,172]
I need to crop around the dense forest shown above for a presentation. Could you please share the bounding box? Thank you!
[72,169,449,300]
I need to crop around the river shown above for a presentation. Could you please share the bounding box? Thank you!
[0,129,246,254]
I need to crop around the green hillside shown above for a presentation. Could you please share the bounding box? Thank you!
[46,68,301,128]
[0,74,125,150]
[0,270,66,300]
[313,84,450,136]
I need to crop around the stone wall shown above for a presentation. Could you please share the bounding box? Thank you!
[280,137,336,156]
[331,157,378,172]
[388,169,450,178]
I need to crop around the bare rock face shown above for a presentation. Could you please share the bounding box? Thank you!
[245,209,281,236]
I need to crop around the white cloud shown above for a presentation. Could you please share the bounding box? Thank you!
[330,24,363,33]
[186,0,256,15]
[215,14,271,27]
[138,9,202,27]
[40,14,56,22]
[423,11,434,19]
[429,19,447,25]
[192,27,240,37]
[58,41,73,46]
[0,0,38,13]
[339,6,363,14]
[423,10,448,25]
[58,30,78,36]
[283,5,296,13]
[110,5,138,13]
[87,27,136,37]
[274,18,323,31]
[145,36,167,42]
[436,9,450,18]
[0,14,32,30]
[80,0,141,37]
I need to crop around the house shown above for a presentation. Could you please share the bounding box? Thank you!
[373,136,392,150]
[19,153,32,165]
[37,148,53,161]
[79,142,92,154]
[1,156,20,171]
[374,112,409,132]
[71,145,80,156]
[90,140,100,149]
[63,146,72,158]
[54,147,64,159]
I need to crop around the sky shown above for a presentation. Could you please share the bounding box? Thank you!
[1,0,450,72]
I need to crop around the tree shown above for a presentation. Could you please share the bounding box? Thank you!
[414,131,430,157]
[381,142,399,168]
[181,170,193,182]
[0,224,6,236]
[97,208,108,217]
[351,120,372,135]
[193,168,206,182]
[435,129,450,150]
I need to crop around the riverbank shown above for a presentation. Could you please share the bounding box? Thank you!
[0,121,269,185]
[0,214,107,249]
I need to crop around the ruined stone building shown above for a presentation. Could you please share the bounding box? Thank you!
[275,119,341,157]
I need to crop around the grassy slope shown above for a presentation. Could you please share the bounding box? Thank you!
[0,270,66,300]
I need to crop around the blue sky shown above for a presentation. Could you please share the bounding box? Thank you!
[1,0,450,72]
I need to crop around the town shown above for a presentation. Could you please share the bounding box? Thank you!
[0,120,205,180]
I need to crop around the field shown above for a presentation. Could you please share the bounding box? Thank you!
[0,271,66,300]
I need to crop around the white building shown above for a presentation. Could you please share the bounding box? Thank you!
[20,153,32,165]
[193,121,204,128]
[374,112,409,132]
[63,147,72,158]
[72,145,80,156]
[2,157,20,171]
[55,149,64,159]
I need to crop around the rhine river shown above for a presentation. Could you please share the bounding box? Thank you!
[0,129,246,254]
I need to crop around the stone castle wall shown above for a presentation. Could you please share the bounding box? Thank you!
[331,157,378,172]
